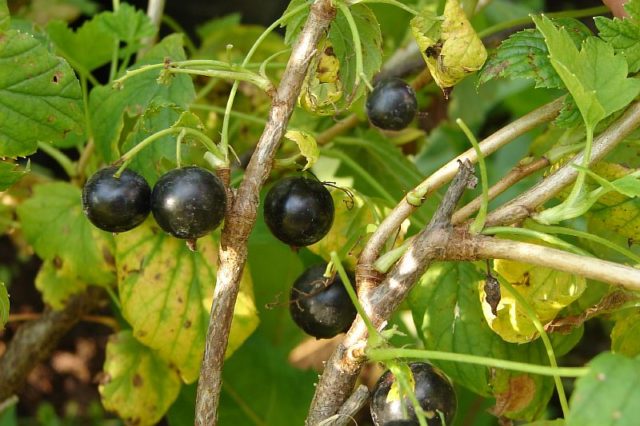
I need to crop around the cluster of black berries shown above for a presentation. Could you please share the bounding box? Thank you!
[82,166,226,240]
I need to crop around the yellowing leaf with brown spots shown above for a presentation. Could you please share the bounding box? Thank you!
[411,0,487,92]
[115,220,258,383]
[35,258,87,309]
[99,331,181,426]
[480,258,586,343]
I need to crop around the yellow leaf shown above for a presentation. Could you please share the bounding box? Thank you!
[411,0,487,92]
[284,130,319,171]
[480,258,586,343]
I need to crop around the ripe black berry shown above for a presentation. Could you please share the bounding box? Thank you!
[263,177,334,247]
[82,167,151,233]
[151,166,226,239]
[366,78,418,131]
[289,264,357,339]
[371,362,457,426]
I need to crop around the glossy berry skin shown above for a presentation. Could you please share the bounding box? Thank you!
[151,166,226,239]
[366,78,418,131]
[289,264,357,339]
[82,167,151,233]
[371,362,457,426]
[263,177,334,247]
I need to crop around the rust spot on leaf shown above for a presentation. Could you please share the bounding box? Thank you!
[103,246,115,267]
[132,374,143,387]
[184,320,192,329]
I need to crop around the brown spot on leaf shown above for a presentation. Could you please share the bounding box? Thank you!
[490,375,536,416]
[324,46,335,56]
[184,320,192,329]
[51,71,63,84]
[53,256,63,269]
[103,246,115,267]
[132,374,143,387]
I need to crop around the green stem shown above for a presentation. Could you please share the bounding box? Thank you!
[169,68,272,92]
[524,220,640,265]
[104,285,121,312]
[477,5,609,39]
[109,0,121,83]
[37,142,76,178]
[356,0,418,15]
[219,2,309,162]
[482,226,592,257]
[374,237,412,273]
[367,348,589,378]
[329,251,377,337]
[496,276,570,418]
[321,148,396,205]
[457,119,488,234]
[176,129,186,168]
[567,125,595,206]
[116,127,223,176]
[338,2,365,88]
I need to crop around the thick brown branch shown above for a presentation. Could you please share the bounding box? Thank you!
[486,101,640,227]
[0,288,103,402]
[194,2,337,425]
[306,161,476,424]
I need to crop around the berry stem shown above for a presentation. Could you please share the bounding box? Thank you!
[115,127,223,177]
[367,348,589,378]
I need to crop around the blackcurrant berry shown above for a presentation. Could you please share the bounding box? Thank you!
[289,264,357,339]
[366,78,418,131]
[151,166,226,239]
[82,167,151,233]
[371,362,457,426]
[263,177,334,247]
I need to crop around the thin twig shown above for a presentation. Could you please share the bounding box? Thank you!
[319,385,370,426]
[452,156,549,224]
[194,2,337,425]
[486,101,640,227]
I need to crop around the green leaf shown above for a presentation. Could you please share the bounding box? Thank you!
[566,352,640,426]
[0,161,28,191]
[522,421,565,426]
[479,19,591,89]
[411,0,487,91]
[120,104,205,185]
[99,331,181,426]
[408,262,568,420]
[90,34,196,162]
[595,14,640,73]
[284,130,318,170]
[0,281,8,330]
[611,310,640,357]
[46,19,115,74]
[281,0,309,45]
[16,182,115,287]
[115,220,258,383]
[35,259,87,310]
[96,3,156,55]
[626,0,640,19]
[534,15,640,129]
[0,29,84,157]
[0,0,9,31]
[329,4,382,104]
